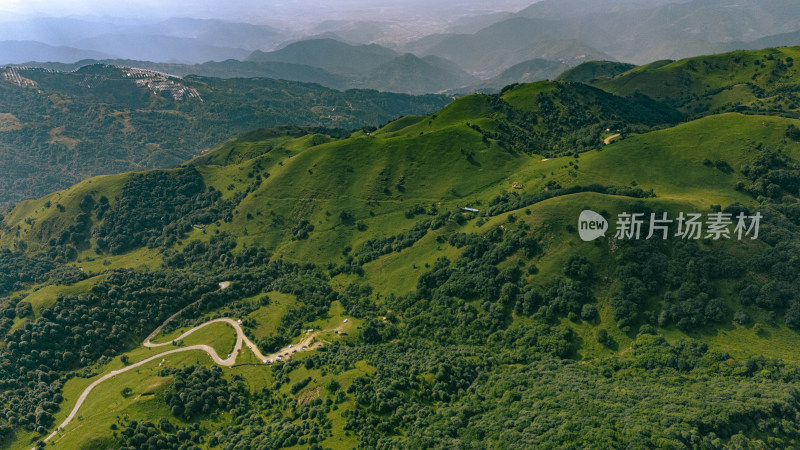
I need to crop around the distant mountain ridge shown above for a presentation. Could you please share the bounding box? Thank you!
[0,17,282,66]
[246,38,399,74]
[4,2,800,93]
[416,18,610,77]
[70,35,251,64]
[355,53,478,94]
[405,0,800,78]
[0,41,111,64]
[469,0,800,64]
[12,55,474,95]
[473,59,570,91]
[556,61,638,83]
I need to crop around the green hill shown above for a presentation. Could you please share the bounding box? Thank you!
[5,48,800,449]
[556,60,637,83]
[0,64,451,209]
[591,46,800,118]
[248,41,478,95]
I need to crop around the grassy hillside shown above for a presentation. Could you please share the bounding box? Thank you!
[0,64,451,209]
[592,46,800,118]
[556,60,638,83]
[5,48,800,449]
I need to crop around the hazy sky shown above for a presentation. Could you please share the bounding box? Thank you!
[0,0,537,24]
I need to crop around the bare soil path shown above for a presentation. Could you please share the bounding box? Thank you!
[41,282,332,445]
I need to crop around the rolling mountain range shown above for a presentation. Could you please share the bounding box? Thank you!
[246,39,399,74]
[400,0,800,86]
[0,41,111,64]
[3,46,800,448]
[0,64,451,208]
[13,39,479,95]
[0,17,281,64]
[472,59,571,91]
[246,39,478,94]
[4,1,800,95]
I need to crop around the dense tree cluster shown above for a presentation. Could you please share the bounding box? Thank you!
[161,366,248,419]
[94,167,238,254]
[116,419,204,450]
[484,183,655,217]
[0,270,217,432]
[610,232,743,333]
[291,220,315,241]
[739,147,800,200]
[257,335,290,354]
[0,250,58,296]
[474,83,681,157]
[343,221,431,268]
[387,226,572,354]
[213,390,334,449]
[163,232,270,270]
[332,210,468,276]
[386,336,800,448]
[339,283,379,318]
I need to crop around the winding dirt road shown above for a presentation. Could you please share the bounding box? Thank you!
[144,317,268,364]
[41,282,328,446]
[604,133,621,145]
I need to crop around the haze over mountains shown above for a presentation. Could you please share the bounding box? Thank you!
[2,0,800,95]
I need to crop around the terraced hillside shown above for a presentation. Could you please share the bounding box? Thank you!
[3,48,800,449]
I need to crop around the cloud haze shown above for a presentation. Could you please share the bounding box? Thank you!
[1,0,537,25]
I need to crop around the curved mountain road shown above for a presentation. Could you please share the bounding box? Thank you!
[41,282,329,446]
